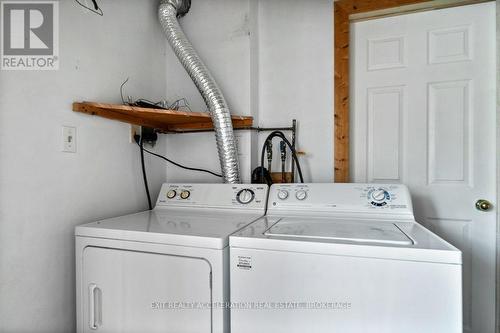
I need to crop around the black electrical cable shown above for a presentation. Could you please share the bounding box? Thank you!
[75,0,103,16]
[139,137,153,210]
[120,77,129,104]
[260,131,304,184]
[91,0,99,10]
[135,136,222,178]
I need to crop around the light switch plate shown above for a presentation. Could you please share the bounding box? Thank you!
[62,126,76,153]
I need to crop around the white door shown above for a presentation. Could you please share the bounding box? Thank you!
[351,3,496,333]
[82,247,212,333]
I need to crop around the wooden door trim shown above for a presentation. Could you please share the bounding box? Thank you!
[333,0,494,182]
[350,0,492,21]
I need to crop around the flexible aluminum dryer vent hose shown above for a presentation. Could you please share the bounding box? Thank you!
[158,0,241,184]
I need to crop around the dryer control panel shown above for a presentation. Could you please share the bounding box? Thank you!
[269,183,413,217]
[156,184,268,210]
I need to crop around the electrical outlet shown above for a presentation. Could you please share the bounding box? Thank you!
[62,126,76,153]
[130,125,141,143]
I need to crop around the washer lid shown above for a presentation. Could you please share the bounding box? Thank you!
[264,218,413,246]
[230,216,461,264]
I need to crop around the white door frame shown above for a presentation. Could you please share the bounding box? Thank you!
[496,3,500,333]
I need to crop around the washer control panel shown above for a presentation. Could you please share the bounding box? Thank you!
[156,184,268,210]
[269,183,413,216]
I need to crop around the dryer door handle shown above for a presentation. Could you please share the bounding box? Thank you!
[88,283,101,330]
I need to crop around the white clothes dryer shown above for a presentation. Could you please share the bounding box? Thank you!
[76,183,268,333]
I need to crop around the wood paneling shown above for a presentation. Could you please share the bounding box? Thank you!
[336,0,431,14]
[270,172,294,183]
[334,4,350,182]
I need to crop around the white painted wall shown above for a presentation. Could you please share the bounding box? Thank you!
[0,1,167,332]
[257,0,334,182]
[165,0,334,183]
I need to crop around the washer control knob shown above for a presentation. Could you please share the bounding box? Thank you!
[371,189,388,202]
[237,189,255,204]
[295,190,307,201]
[166,190,177,199]
[180,190,191,200]
[277,190,289,200]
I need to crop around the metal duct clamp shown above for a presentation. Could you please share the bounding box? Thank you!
[165,0,191,17]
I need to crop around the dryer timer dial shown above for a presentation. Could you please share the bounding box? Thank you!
[237,189,255,204]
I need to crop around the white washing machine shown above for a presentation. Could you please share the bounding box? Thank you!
[75,183,267,333]
[230,183,462,333]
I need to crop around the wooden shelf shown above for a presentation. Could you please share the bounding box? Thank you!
[72,102,253,133]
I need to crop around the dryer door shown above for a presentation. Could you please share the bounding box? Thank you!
[81,246,212,333]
